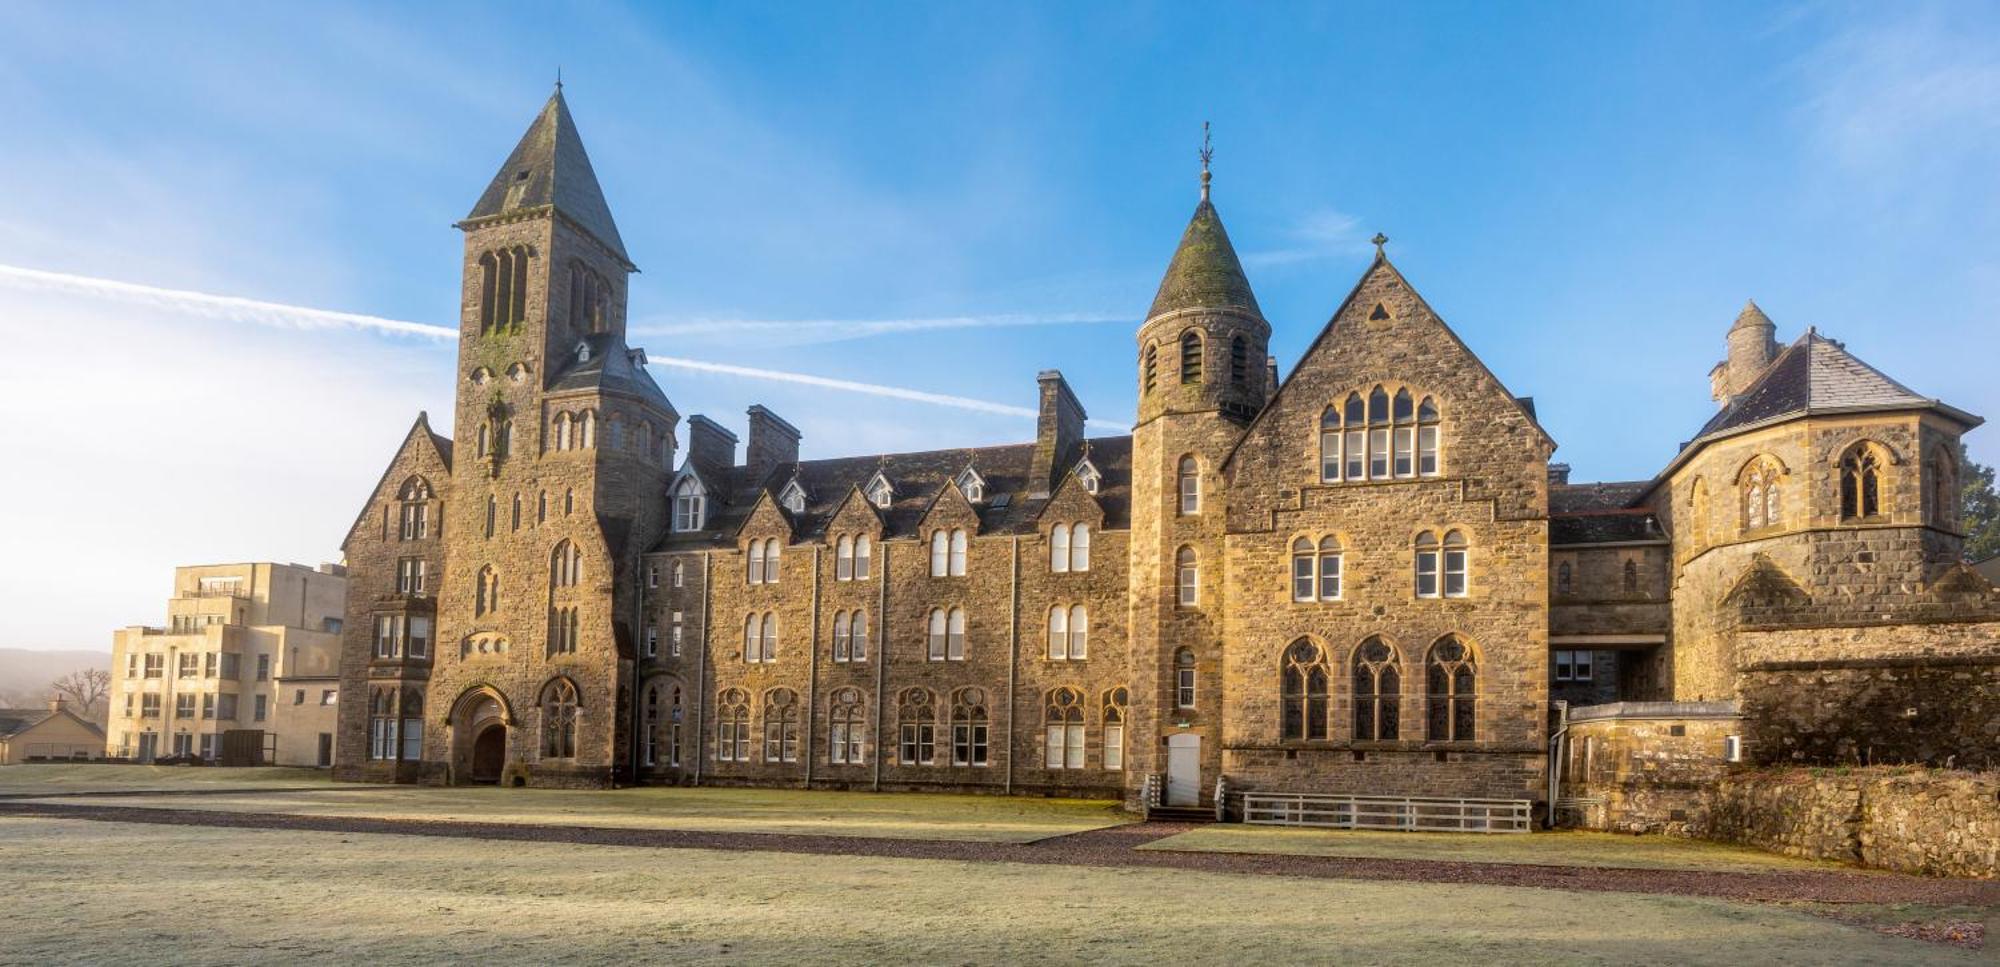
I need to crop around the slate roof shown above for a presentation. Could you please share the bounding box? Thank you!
[1148,198,1261,320]
[1694,329,1954,442]
[463,89,630,265]
[1551,480,1663,545]
[0,707,103,740]
[654,435,1133,551]
[548,333,675,411]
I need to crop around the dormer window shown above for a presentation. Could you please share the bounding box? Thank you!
[779,480,808,515]
[955,467,985,504]
[865,472,894,510]
[1072,458,1101,494]
[574,341,592,364]
[672,474,707,532]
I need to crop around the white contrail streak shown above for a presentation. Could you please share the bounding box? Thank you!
[0,262,1121,427]
[0,262,459,340]
[634,312,1127,346]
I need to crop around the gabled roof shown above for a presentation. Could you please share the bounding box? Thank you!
[339,413,452,552]
[462,89,630,266]
[650,435,1134,552]
[1148,198,1261,320]
[0,706,105,741]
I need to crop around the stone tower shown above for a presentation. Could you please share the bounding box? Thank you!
[427,88,679,786]
[1127,154,1269,806]
[1710,299,1777,403]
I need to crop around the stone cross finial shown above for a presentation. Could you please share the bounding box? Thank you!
[1199,122,1213,201]
[1372,233,1388,258]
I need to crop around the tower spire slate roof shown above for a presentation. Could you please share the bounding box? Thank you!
[1147,150,1260,321]
[1732,298,1773,332]
[464,89,630,265]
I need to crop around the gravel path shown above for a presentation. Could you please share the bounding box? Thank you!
[7,798,1995,909]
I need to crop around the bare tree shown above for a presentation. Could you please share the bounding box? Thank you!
[50,668,111,716]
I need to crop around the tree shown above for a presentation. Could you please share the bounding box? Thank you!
[1964,456,2000,563]
[50,668,110,717]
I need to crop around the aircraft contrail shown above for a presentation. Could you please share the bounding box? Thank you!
[0,262,1120,427]
[633,312,1127,347]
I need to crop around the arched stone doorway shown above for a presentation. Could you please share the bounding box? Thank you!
[449,688,510,785]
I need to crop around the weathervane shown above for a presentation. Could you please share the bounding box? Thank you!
[1199,121,1214,201]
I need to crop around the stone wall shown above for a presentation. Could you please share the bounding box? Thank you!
[1706,767,2000,879]
[1558,702,1740,834]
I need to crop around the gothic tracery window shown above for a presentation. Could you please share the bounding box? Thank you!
[1426,637,1477,742]
[762,688,799,763]
[950,688,989,767]
[1839,443,1885,520]
[1321,388,1440,483]
[829,687,866,765]
[898,687,936,765]
[1044,687,1084,769]
[541,678,578,759]
[1741,458,1783,532]
[1352,638,1401,741]
[1281,640,1329,741]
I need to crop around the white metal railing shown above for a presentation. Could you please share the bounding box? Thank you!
[1241,792,1532,833]
[1213,775,1229,822]
[1142,774,1163,811]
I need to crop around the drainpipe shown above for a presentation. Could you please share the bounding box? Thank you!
[1546,699,1569,829]
[873,540,887,792]
[804,544,820,790]
[1005,535,1019,795]
[694,550,712,785]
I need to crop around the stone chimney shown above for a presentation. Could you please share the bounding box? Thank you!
[1548,463,1572,486]
[685,415,738,480]
[1265,358,1279,396]
[48,697,67,714]
[1029,370,1087,498]
[744,405,801,483]
[1716,300,1778,403]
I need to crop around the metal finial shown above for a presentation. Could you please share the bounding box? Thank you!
[1199,122,1214,201]
[555,66,563,92]
[1372,233,1388,258]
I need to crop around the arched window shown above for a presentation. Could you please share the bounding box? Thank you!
[477,251,499,334]
[854,535,873,579]
[1839,444,1885,520]
[550,541,581,589]
[829,687,866,765]
[1102,688,1128,771]
[670,560,685,588]
[1443,530,1469,597]
[746,538,780,586]
[1426,638,1477,742]
[1290,536,1343,602]
[368,689,396,760]
[546,606,579,656]
[397,477,431,541]
[1927,447,1958,528]
[1177,547,1199,607]
[930,530,949,577]
[943,608,967,660]
[1046,604,1088,660]
[835,536,854,581]
[1180,330,1203,384]
[762,688,799,763]
[1229,333,1248,385]
[1281,640,1329,741]
[563,489,574,516]
[1143,342,1158,393]
[1556,561,1573,596]
[1050,523,1070,574]
[541,678,578,759]
[1352,638,1401,741]
[1622,559,1640,593]
[716,688,750,762]
[950,687,989,766]
[477,422,491,458]
[1044,687,1085,769]
[833,611,851,662]
[1046,606,1067,660]
[897,687,936,765]
[511,493,522,531]
[672,476,706,532]
[1178,456,1200,515]
[760,612,777,662]
[1070,523,1091,572]
[643,683,662,766]
[1322,388,1440,482]
[949,529,969,576]
[553,412,572,451]
[1741,459,1782,532]
[1174,647,1197,708]
[476,565,500,617]
[577,410,595,449]
[1291,538,1315,601]
[743,614,758,663]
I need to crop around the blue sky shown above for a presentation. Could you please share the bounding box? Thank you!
[0,1,1995,648]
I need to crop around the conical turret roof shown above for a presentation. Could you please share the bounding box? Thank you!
[464,89,630,265]
[1147,198,1261,320]
[1731,299,1774,332]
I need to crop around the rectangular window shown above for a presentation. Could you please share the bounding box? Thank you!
[177,653,199,678]
[1292,555,1315,602]
[1045,725,1085,769]
[1319,554,1342,600]
[176,693,196,717]
[201,693,215,718]
[255,654,270,681]
[1395,427,1415,477]
[1345,429,1364,480]
[644,624,658,658]
[216,694,238,720]
[294,689,305,705]
[670,612,683,657]
[900,724,935,765]
[126,652,139,677]
[1176,668,1196,709]
[952,724,988,767]
[1418,426,1439,476]
[1573,650,1592,681]
[253,694,268,722]
[1443,549,1468,598]
[396,559,426,595]
[1555,650,1573,681]
[144,654,164,678]
[141,694,161,718]
[220,653,240,679]
[401,503,427,540]
[1104,724,1125,770]
[1415,551,1440,598]
[1369,428,1390,478]
[407,617,431,659]
[646,564,658,589]
[374,615,400,659]
[321,689,337,706]
[172,733,193,757]
[1320,431,1340,482]
[203,652,218,678]
[199,733,216,760]
[401,719,424,761]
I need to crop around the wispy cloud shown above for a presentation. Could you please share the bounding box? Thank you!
[0,262,1121,427]
[1796,7,2000,176]
[1242,208,1373,268]
[631,311,1127,348]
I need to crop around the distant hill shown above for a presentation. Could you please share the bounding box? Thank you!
[0,648,112,712]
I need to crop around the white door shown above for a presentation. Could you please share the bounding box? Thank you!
[1165,733,1201,806]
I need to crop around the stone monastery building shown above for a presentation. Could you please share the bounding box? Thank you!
[335,91,1997,820]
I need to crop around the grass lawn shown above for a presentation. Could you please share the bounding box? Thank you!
[0,763,330,794]
[2,816,1980,965]
[24,784,1130,843]
[1141,824,1858,874]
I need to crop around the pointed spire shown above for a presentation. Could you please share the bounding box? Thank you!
[463,89,630,266]
[1732,298,1773,333]
[1147,130,1261,321]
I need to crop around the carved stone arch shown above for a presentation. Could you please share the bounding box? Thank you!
[446,683,514,727]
